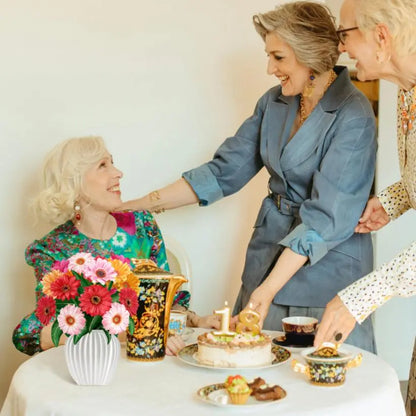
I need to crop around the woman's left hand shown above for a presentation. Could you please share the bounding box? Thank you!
[166,335,186,356]
[313,295,357,347]
[197,314,221,329]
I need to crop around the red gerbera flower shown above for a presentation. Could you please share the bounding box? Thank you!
[119,287,139,315]
[50,272,81,300]
[35,296,56,326]
[79,285,112,316]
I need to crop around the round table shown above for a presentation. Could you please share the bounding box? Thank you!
[1,329,406,416]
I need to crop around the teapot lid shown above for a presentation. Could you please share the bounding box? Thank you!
[131,258,173,276]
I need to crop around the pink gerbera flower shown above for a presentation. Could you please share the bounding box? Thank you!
[83,258,117,284]
[35,296,56,326]
[102,303,129,335]
[57,304,86,335]
[79,285,112,316]
[68,252,94,274]
[119,287,139,315]
[50,272,81,300]
[52,259,69,273]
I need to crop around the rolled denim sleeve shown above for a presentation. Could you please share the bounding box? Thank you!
[280,114,377,265]
[182,92,268,206]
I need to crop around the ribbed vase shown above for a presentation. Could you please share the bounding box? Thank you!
[65,330,120,385]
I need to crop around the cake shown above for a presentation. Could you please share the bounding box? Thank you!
[196,305,272,367]
[225,375,251,405]
[196,331,272,367]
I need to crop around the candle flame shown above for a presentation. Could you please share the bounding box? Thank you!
[224,301,228,306]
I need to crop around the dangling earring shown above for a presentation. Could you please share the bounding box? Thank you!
[303,71,316,98]
[73,201,82,225]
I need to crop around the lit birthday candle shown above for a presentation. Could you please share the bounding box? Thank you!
[213,301,235,335]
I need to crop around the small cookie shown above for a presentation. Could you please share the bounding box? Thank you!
[254,385,285,401]
[248,377,266,395]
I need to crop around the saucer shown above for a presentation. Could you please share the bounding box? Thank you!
[272,334,314,348]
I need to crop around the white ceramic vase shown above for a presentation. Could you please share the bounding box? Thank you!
[65,329,120,385]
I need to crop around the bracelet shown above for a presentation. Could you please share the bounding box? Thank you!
[149,190,165,214]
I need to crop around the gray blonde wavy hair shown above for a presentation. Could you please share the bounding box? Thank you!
[253,1,340,74]
[32,136,108,224]
[354,0,416,55]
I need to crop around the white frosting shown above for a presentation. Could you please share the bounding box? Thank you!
[197,332,272,367]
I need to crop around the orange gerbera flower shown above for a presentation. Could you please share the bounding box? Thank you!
[41,269,64,297]
[114,272,140,294]
[109,259,132,281]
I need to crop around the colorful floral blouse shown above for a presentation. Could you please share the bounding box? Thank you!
[13,210,189,355]
[339,88,416,323]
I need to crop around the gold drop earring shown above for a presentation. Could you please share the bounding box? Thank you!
[303,71,316,98]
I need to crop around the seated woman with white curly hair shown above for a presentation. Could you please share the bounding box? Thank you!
[12,136,218,356]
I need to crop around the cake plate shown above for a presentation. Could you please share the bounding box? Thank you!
[177,344,291,370]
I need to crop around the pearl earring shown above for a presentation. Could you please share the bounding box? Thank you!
[73,201,81,225]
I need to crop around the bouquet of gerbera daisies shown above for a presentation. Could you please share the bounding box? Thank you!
[35,252,138,345]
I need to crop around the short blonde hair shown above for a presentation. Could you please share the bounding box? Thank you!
[33,136,108,224]
[354,0,416,55]
[253,1,340,74]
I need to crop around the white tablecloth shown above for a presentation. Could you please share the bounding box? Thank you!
[1,329,406,416]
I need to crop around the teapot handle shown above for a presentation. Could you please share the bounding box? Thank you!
[291,359,310,379]
[346,353,363,369]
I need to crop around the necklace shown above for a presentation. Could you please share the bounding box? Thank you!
[299,69,337,126]
[400,86,416,135]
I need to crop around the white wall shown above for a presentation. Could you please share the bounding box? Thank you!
[0,0,279,405]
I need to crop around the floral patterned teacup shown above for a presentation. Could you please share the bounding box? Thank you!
[168,311,187,336]
[291,343,362,386]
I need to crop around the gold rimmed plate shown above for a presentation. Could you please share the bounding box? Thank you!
[177,344,291,370]
[196,383,287,408]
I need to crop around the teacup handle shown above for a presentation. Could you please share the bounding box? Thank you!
[346,353,363,369]
[291,359,310,379]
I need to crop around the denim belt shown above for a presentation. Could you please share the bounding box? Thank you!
[268,192,300,216]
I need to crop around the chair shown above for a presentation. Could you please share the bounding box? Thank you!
[163,235,192,305]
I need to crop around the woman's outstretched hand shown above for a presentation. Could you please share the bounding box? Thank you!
[313,295,357,347]
[355,196,390,233]
[245,284,275,329]
[197,314,221,329]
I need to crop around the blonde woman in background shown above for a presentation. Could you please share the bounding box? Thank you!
[313,0,416,413]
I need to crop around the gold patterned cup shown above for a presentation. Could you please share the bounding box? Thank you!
[282,316,318,346]
[292,344,362,386]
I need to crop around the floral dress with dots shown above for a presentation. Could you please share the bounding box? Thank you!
[12,210,189,356]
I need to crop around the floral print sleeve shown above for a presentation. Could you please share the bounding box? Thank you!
[12,243,58,355]
[339,241,416,323]
[378,180,411,220]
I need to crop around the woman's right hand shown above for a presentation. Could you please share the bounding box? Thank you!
[354,196,390,233]
[245,284,275,328]
[40,323,66,350]
[116,178,199,213]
